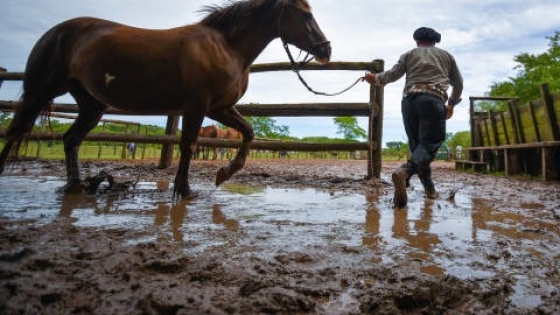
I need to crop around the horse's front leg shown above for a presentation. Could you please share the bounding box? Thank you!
[174,113,205,198]
[62,84,106,193]
[207,108,254,186]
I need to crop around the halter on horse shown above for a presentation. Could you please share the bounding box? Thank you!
[0,0,331,198]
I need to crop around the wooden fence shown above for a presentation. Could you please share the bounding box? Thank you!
[457,83,560,180]
[0,60,385,178]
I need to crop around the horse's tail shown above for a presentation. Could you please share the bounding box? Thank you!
[0,21,72,175]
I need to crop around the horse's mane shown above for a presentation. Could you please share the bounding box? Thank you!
[200,0,310,37]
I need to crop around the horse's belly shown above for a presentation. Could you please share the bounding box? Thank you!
[80,68,185,114]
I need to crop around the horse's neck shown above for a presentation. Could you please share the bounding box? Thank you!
[226,26,277,69]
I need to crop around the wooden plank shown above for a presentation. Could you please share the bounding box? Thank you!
[46,112,141,126]
[532,99,555,141]
[512,99,525,143]
[528,101,542,142]
[0,70,21,81]
[507,99,520,144]
[465,141,560,150]
[249,60,384,73]
[483,117,492,146]
[554,93,560,136]
[0,131,372,152]
[540,84,560,141]
[499,112,511,144]
[489,110,501,146]
[236,102,371,117]
[0,101,371,117]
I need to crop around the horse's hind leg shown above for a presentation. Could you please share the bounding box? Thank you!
[0,93,53,175]
[62,82,106,192]
[207,108,254,186]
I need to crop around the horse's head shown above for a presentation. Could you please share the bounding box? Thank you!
[277,0,331,64]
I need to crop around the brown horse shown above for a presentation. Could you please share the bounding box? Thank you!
[0,0,331,197]
[196,125,221,160]
[218,127,243,160]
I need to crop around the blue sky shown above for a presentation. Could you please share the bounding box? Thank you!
[1,0,558,146]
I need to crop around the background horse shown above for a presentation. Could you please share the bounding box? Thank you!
[0,0,331,197]
[219,127,243,160]
[196,125,221,160]
[196,125,242,160]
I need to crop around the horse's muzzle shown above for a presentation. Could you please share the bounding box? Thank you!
[313,41,331,64]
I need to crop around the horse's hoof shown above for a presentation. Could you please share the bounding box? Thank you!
[215,167,230,187]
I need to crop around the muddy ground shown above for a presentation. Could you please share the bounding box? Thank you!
[0,158,559,314]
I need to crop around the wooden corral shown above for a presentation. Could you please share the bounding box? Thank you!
[457,84,560,180]
[0,60,385,178]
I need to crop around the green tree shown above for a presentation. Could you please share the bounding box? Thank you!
[0,112,11,130]
[333,117,366,141]
[383,140,409,159]
[490,31,560,106]
[446,131,471,149]
[245,116,291,139]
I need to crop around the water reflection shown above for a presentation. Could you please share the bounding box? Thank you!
[153,202,187,241]
[212,204,241,231]
[363,192,443,274]
[58,193,114,218]
[392,199,440,253]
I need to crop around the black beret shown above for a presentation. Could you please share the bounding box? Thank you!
[413,27,441,43]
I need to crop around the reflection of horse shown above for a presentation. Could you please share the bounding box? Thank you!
[0,0,331,197]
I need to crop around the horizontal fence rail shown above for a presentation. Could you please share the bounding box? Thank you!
[0,61,384,177]
[0,130,372,151]
[0,101,372,117]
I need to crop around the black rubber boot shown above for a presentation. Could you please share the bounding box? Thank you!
[418,168,438,199]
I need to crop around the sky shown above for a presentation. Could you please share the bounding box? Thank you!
[1,0,559,147]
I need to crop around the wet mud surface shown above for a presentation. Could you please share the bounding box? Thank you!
[0,158,559,314]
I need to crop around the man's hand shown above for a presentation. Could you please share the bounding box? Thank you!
[364,72,377,85]
[446,104,454,119]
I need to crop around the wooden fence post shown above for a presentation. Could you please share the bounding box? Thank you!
[159,115,179,168]
[367,59,384,179]
[121,123,130,159]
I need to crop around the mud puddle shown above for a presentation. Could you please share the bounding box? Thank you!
[1,174,558,312]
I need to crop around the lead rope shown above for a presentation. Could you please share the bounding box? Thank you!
[282,40,366,97]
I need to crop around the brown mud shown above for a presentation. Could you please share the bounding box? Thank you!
[0,158,559,314]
